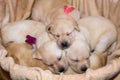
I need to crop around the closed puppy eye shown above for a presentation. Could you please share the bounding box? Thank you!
[71,59,79,62]
[58,54,62,61]
[91,49,95,53]
[56,34,60,38]
[73,59,79,62]
[50,32,60,38]
[66,32,72,36]
[66,29,74,36]
[86,57,89,60]
[58,57,62,61]
[48,64,54,66]
[66,33,70,36]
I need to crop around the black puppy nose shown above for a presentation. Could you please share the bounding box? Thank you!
[59,67,65,73]
[61,41,68,48]
[81,66,88,72]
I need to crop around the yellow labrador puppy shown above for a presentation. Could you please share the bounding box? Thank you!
[33,40,69,74]
[77,16,117,54]
[66,39,90,73]
[5,42,48,69]
[1,20,46,45]
[66,39,106,73]
[1,20,51,50]
[1,20,68,74]
[0,42,48,80]
[31,0,80,25]
[32,0,80,49]
[66,16,117,73]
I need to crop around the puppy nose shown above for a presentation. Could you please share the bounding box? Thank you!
[61,41,69,48]
[59,67,65,73]
[81,66,88,72]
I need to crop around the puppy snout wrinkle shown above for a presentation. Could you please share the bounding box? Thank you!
[81,66,88,72]
[59,67,65,73]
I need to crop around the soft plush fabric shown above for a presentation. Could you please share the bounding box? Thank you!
[0,0,34,28]
[0,43,120,80]
[0,0,120,80]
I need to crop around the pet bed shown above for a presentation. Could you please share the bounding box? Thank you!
[0,44,120,80]
[0,0,120,80]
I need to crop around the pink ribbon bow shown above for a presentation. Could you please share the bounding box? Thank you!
[64,5,75,14]
[25,35,36,45]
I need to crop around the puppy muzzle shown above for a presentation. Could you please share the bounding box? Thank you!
[80,66,88,72]
[58,67,65,73]
[60,41,70,49]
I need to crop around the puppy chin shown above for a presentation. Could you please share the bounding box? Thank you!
[70,66,86,74]
[48,67,58,74]
[48,66,65,74]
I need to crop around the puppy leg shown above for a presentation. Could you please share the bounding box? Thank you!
[90,53,107,69]
[95,33,116,54]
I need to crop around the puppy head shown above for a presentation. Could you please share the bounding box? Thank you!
[66,39,90,73]
[5,42,33,65]
[33,40,69,74]
[46,18,80,50]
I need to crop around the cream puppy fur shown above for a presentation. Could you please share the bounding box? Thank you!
[66,40,107,73]
[47,19,80,50]
[31,0,80,49]
[1,20,51,49]
[1,20,46,45]
[33,40,69,74]
[67,16,117,73]
[5,42,48,69]
[66,39,106,73]
[31,0,80,25]
[77,16,117,54]
[1,20,69,74]
[0,42,48,80]
[66,39,90,73]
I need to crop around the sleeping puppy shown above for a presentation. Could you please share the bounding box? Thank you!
[5,42,48,70]
[66,39,107,73]
[31,0,80,49]
[1,20,52,51]
[47,19,80,50]
[77,16,117,54]
[31,0,80,25]
[66,16,117,73]
[1,20,68,74]
[0,42,48,80]
[66,39,90,73]
[33,40,69,74]
[1,20,46,45]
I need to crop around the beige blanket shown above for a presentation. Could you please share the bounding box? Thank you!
[0,0,35,28]
[0,43,120,80]
[0,0,120,80]
[0,0,120,28]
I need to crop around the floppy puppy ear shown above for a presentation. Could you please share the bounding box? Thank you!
[46,24,55,39]
[25,43,33,49]
[46,24,52,33]
[75,25,80,32]
[74,21,80,32]
[32,50,42,60]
